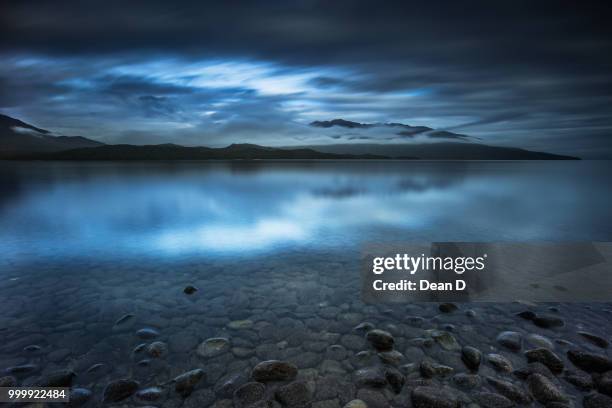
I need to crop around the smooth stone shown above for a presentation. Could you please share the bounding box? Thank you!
[133,343,147,353]
[228,320,254,330]
[527,373,568,404]
[354,322,375,333]
[516,310,536,320]
[343,400,367,408]
[47,348,71,363]
[486,354,513,372]
[385,366,405,394]
[579,332,609,349]
[474,392,513,408]
[486,377,532,404]
[461,346,482,371]
[174,368,206,397]
[420,360,454,378]
[86,363,105,373]
[69,387,92,407]
[431,330,460,351]
[0,376,17,387]
[275,381,313,407]
[214,373,248,398]
[496,331,522,351]
[356,389,388,408]
[147,341,168,358]
[251,360,298,382]
[525,348,564,373]
[341,334,365,351]
[411,386,458,408]
[232,347,255,358]
[567,349,612,373]
[197,338,230,358]
[5,364,38,375]
[103,379,140,403]
[114,313,134,325]
[136,328,160,339]
[184,285,198,295]
[526,333,554,349]
[23,345,42,352]
[365,329,395,351]
[354,367,387,388]
[37,369,76,387]
[135,387,164,402]
[452,373,481,389]
[378,350,404,366]
[595,370,612,396]
[564,370,594,390]
[326,345,348,360]
[233,382,265,408]
[584,392,612,408]
[513,362,554,380]
[438,303,458,313]
[533,315,564,329]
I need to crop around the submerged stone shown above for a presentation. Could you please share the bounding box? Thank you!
[103,379,140,403]
[197,337,230,358]
[365,329,395,351]
[174,368,206,397]
[251,360,298,382]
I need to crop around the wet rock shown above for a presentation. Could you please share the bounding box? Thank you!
[233,347,255,358]
[533,315,564,329]
[584,392,612,408]
[461,346,482,371]
[420,360,454,378]
[275,381,313,407]
[438,303,458,313]
[474,392,513,408]
[486,354,513,372]
[527,373,568,404]
[183,389,216,407]
[513,362,554,380]
[354,322,375,333]
[356,389,388,408]
[133,343,147,353]
[354,367,387,388]
[85,363,105,373]
[326,345,348,361]
[5,364,38,376]
[147,341,168,358]
[411,386,458,408]
[197,337,230,358]
[68,388,92,407]
[215,372,248,398]
[23,345,42,352]
[431,330,460,351]
[343,400,367,408]
[291,351,323,369]
[0,376,17,387]
[114,313,134,325]
[48,348,71,363]
[341,334,365,351]
[136,327,160,339]
[496,331,522,351]
[579,332,609,349]
[564,370,593,390]
[486,377,532,404]
[378,350,404,366]
[452,373,481,389]
[526,333,554,349]
[38,369,76,387]
[103,378,140,403]
[234,382,266,408]
[385,367,405,394]
[567,349,612,373]
[365,329,394,351]
[595,370,612,396]
[184,285,198,295]
[174,368,206,397]
[228,319,254,330]
[252,360,298,382]
[517,310,536,320]
[525,348,564,374]
[135,386,164,402]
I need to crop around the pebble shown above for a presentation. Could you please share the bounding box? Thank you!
[513,362,554,380]
[136,327,160,339]
[114,313,134,325]
[525,348,564,373]
[461,346,482,371]
[228,320,254,330]
[275,381,313,407]
[23,345,42,352]
[135,386,164,402]
[578,332,609,348]
[438,303,458,313]
[365,329,395,351]
[251,360,298,382]
[174,368,206,397]
[584,392,612,408]
[533,314,564,329]
[0,376,17,387]
[343,400,367,408]
[68,387,92,407]
[452,373,481,389]
[197,337,231,358]
[420,360,454,378]
[526,333,554,349]
[595,370,612,396]
[354,322,375,332]
[564,370,594,390]
[486,354,513,372]
[496,331,522,351]
[567,349,612,373]
[527,373,568,404]
[184,285,198,295]
[385,366,405,393]
[377,350,404,366]
[215,373,248,398]
[5,364,38,375]
[103,379,140,403]
[431,330,460,351]
[147,341,168,357]
[486,377,532,404]
[37,369,76,387]
[473,392,513,408]
[233,382,265,407]
[354,367,387,388]
[411,386,458,408]
[516,310,536,320]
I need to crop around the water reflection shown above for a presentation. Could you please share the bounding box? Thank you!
[1,161,611,265]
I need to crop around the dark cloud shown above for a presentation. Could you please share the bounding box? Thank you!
[0,0,611,157]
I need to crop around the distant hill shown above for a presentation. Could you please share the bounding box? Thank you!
[0,114,103,157]
[300,142,579,160]
[15,143,388,160]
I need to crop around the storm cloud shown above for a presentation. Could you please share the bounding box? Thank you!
[1,0,611,156]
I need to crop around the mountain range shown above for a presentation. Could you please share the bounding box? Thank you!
[0,114,579,160]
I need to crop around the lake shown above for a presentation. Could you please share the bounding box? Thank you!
[1,160,611,406]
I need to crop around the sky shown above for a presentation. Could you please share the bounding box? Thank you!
[1,0,612,157]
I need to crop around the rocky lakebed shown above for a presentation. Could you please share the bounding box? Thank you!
[1,254,612,408]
